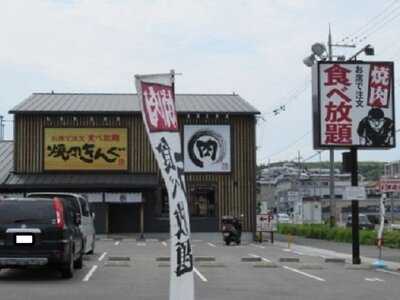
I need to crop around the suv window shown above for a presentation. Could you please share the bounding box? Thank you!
[78,197,90,217]
[0,199,55,224]
[28,194,81,216]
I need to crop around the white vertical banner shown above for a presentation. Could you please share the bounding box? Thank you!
[135,72,194,300]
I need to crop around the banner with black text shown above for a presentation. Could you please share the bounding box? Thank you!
[135,72,194,300]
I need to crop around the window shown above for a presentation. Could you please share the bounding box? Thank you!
[78,197,90,217]
[189,186,216,217]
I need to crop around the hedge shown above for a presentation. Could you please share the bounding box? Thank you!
[277,224,400,249]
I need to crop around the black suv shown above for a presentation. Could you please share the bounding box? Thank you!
[0,197,84,278]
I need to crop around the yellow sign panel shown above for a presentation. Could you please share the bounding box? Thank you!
[44,128,128,171]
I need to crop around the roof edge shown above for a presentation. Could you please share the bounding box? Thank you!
[9,110,260,115]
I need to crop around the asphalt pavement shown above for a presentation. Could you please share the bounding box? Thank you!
[274,233,400,263]
[0,234,399,300]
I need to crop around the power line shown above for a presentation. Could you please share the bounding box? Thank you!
[302,151,325,163]
[355,10,400,43]
[341,0,400,44]
[261,80,310,118]
[259,130,311,163]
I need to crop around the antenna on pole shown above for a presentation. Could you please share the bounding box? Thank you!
[328,24,333,59]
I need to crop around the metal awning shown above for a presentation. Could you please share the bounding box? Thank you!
[0,173,159,192]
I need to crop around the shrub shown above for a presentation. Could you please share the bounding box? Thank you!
[276,224,399,248]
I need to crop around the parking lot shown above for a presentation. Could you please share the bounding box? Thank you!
[1,235,400,300]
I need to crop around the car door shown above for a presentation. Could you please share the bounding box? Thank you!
[78,196,92,253]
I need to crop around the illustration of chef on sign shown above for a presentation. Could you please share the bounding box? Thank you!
[184,125,231,172]
[318,62,395,149]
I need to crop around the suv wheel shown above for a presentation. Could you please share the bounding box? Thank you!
[87,236,95,255]
[60,249,74,279]
[74,252,83,269]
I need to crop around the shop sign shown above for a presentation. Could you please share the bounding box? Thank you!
[256,213,277,232]
[105,193,142,203]
[343,186,367,201]
[135,72,193,300]
[44,128,128,171]
[312,61,395,149]
[379,179,400,192]
[80,193,103,203]
[184,125,231,172]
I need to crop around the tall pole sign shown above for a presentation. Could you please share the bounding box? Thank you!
[135,71,194,300]
[312,61,395,264]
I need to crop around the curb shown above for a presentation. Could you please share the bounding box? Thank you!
[325,258,346,263]
[105,261,131,267]
[108,256,131,261]
[156,257,170,262]
[279,257,300,263]
[298,264,323,270]
[199,262,226,268]
[253,262,279,268]
[241,257,262,262]
[194,257,216,262]
[158,263,170,267]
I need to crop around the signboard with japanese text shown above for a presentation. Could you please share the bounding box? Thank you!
[343,186,367,201]
[80,193,103,203]
[135,73,194,300]
[256,213,277,232]
[379,178,400,192]
[105,193,142,203]
[184,125,231,173]
[44,128,128,171]
[313,61,395,149]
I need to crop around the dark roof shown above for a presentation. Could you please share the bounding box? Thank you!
[9,93,260,115]
[0,141,13,184]
[1,173,159,192]
[0,141,159,192]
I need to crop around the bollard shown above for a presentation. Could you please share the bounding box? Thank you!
[287,234,293,249]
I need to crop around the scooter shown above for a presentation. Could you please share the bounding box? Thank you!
[222,216,242,246]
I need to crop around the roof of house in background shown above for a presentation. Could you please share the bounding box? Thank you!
[9,93,260,115]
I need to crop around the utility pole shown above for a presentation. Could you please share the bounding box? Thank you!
[327,25,356,227]
[327,26,336,227]
[0,115,4,141]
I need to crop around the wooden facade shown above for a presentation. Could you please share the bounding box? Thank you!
[13,113,257,231]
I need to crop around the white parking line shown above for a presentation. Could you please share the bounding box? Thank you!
[114,241,120,246]
[161,241,167,247]
[207,242,217,248]
[365,277,384,282]
[98,252,107,262]
[193,267,208,282]
[251,244,265,249]
[137,242,146,246]
[283,265,326,282]
[377,269,400,276]
[83,265,98,282]
[248,253,272,263]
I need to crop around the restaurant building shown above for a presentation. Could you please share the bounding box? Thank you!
[0,93,259,234]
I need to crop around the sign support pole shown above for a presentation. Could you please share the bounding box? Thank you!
[350,147,361,264]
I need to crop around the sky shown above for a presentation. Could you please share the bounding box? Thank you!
[1,0,400,164]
